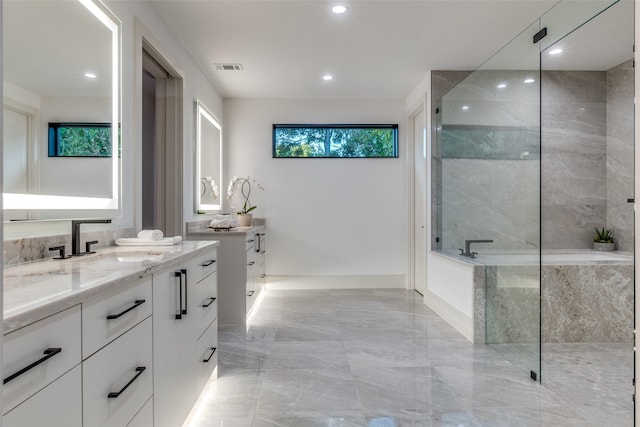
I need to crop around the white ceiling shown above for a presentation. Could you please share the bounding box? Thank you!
[148,0,561,99]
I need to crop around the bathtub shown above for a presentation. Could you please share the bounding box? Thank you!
[425,249,634,344]
[473,250,633,265]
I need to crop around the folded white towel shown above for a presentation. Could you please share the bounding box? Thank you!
[137,229,164,240]
[115,236,182,246]
[209,217,239,228]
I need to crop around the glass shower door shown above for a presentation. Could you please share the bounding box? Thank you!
[436,20,543,380]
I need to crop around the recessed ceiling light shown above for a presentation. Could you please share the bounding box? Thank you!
[323,74,333,81]
[84,72,97,79]
[332,5,347,14]
[461,105,469,111]
[496,83,507,89]
[549,48,563,55]
[524,78,535,84]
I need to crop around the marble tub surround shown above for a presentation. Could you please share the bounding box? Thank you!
[184,288,632,427]
[3,241,218,333]
[542,263,633,343]
[3,226,136,266]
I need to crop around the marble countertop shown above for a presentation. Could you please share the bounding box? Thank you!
[187,224,265,236]
[4,241,219,334]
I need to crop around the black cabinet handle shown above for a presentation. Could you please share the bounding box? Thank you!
[107,366,146,398]
[247,290,254,297]
[106,300,146,320]
[255,233,261,253]
[247,239,254,243]
[202,297,216,308]
[260,274,266,279]
[203,347,217,363]
[248,261,255,266]
[181,269,188,315]
[4,347,62,384]
[201,259,216,267]
[175,271,183,320]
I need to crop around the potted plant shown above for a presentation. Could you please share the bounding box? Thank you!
[227,176,264,226]
[593,227,616,251]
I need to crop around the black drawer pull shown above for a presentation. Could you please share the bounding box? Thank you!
[202,297,216,308]
[175,271,183,320]
[181,269,188,315]
[106,300,146,320]
[201,259,216,267]
[108,366,146,398]
[247,290,254,297]
[203,347,217,363]
[248,261,255,266]
[4,347,62,384]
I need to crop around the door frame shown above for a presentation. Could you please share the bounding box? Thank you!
[407,90,430,295]
[134,20,184,236]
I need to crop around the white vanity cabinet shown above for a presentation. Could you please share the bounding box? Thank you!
[153,248,218,427]
[3,242,219,427]
[187,225,265,325]
[2,305,82,427]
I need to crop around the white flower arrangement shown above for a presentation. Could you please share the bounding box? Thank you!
[227,176,264,214]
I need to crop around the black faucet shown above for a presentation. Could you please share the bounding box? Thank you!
[459,239,493,258]
[71,219,112,256]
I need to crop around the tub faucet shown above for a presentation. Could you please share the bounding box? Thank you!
[71,219,111,256]
[459,239,494,258]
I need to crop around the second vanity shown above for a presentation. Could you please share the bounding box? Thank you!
[2,241,219,427]
[187,221,266,325]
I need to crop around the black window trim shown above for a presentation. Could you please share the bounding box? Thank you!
[272,123,399,158]
[48,122,113,158]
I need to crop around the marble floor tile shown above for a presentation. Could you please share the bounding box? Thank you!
[185,289,633,427]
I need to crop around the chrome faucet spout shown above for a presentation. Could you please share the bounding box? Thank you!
[71,219,111,256]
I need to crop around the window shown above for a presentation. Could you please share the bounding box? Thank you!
[48,123,113,157]
[273,124,398,158]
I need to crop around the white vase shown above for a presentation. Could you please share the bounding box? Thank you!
[237,213,253,227]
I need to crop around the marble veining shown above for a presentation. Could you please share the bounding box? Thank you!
[184,289,632,427]
[3,241,218,333]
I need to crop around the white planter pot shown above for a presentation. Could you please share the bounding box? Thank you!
[237,213,253,227]
[593,242,615,251]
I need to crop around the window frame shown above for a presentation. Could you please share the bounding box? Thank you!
[272,123,399,158]
[48,122,113,157]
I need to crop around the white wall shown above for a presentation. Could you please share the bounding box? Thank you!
[224,98,408,287]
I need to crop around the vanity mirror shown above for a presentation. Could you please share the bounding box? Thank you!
[2,0,120,219]
[195,100,222,213]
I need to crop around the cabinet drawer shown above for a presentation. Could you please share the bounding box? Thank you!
[83,317,153,427]
[127,396,153,427]
[3,364,82,427]
[189,249,218,284]
[196,318,218,392]
[82,277,152,359]
[3,305,81,414]
[193,272,218,336]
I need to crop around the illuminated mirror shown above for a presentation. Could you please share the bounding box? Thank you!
[195,100,222,213]
[2,0,120,219]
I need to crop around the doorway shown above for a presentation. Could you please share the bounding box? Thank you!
[412,108,427,295]
[141,42,183,236]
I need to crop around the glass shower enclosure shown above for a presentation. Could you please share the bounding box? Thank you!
[432,0,633,400]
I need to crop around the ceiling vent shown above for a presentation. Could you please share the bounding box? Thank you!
[214,63,244,71]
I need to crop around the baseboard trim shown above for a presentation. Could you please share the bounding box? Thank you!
[423,288,474,343]
[266,275,406,290]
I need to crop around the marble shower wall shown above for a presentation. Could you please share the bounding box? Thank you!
[606,60,634,252]
[434,67,633,253]
[434,70,540,253]
[541,70,607,249]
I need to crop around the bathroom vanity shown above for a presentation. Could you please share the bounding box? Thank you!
[2,241,219,427]
[187,222,266,325]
